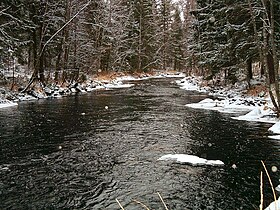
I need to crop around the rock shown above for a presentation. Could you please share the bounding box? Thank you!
[76,84,86,92]
[44,87,53,95]
[0,88,6,94]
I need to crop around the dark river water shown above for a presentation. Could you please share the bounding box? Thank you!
[1,78,280,210]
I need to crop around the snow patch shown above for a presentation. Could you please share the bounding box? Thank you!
[232,107,276,123]
[186,97,256,113]
[265,197,280,210]
[158,154,224,166]
[104,81,134,89]
[178,76,280,142]
[176,77,207,92]
[268,122,280,134]
[0,99,18,108]
[116,72,185,82]
[268,135,280,140]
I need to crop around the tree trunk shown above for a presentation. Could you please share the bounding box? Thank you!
[246,57,253,87]
[263,11,278,111]
[62,0,71,83]
[267,53,275,84]
[270,0,280,115]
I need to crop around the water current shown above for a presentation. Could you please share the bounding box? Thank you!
[1,78,280,209]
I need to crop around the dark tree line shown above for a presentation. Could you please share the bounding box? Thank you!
[0,0,190,85]
[190,0,280,114]
[2,0,280,113]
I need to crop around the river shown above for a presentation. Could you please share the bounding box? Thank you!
[1,78,280,209]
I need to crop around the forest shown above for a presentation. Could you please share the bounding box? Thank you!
[2,1,280,209]
[1,0,280,111]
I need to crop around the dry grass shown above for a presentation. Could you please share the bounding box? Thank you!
[246,84,268,97]
[116,198,125,210]
[116,192,169,210]
[133,199,150,210]
[261,160,278,210]
[260,171,263,210]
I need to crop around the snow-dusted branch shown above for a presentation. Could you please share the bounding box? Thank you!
[40,0,92,56]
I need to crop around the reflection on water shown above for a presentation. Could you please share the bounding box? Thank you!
[0,78,280,209]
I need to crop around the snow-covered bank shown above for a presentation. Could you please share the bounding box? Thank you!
[186,97,261,114]
[0,99,17,108]
[177,76,280,209]
[232,107,277,123]
[0,71,185,109]
[158,154,224,166]
[177,76,280,126]
[176,76,208,92]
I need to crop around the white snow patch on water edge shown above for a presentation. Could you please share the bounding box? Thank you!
[186,98,256,113]
[186,97,280,137]
[265,197,280,210]
[158,154,224,166]
[103,82,135,89]
[232,107,277,123]
[268,135,280,140]
[0,100,18,108]
[268,122,280,134]
[176,77,208,92]
[116,72,185,82]
[266,186,280,209]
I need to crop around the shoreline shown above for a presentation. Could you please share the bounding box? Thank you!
[0,71,185,109]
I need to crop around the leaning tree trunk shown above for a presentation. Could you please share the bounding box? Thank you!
[270,0,280,115]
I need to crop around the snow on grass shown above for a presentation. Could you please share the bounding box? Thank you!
[158,154,224,166]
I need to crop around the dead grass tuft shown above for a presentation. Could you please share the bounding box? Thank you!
[246,84,268,97]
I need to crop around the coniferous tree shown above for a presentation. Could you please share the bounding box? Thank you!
[158,0,173,70]
[0,0,33,69]
[171,5,185,71]
[191,1,260,83]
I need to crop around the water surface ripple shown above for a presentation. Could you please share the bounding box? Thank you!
[1,78,280,209]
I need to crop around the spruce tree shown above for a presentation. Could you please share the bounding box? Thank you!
[190,0,258,82]
[171,5,185,71]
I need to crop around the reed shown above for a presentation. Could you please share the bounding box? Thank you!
[157,192,169,210]
[261,160,278,210]
[116,198,125,210]
[133,199,150,210]
[116,192,169,210]
[260,171,263,210]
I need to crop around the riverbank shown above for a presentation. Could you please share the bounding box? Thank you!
[176,76,280,210]
[176,76,280,133]
[0,71,185,109]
